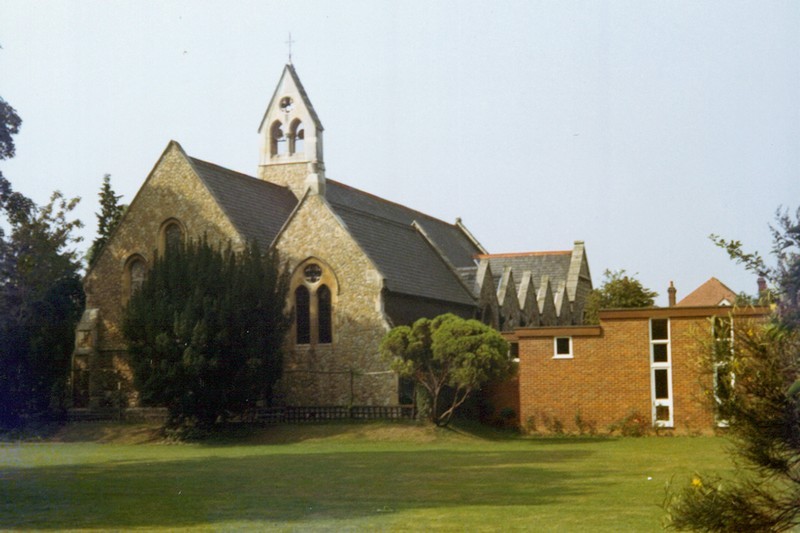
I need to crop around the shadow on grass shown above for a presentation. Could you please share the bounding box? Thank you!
[0,447,602,530]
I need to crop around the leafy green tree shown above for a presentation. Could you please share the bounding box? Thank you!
[0,97,33,218]
[0,96,85,429]
[87,174,125,265]
[666,207,800,532]
[583,269,658,324]
[380,313,512,427]
[122,239,290,429]
[0,192,85,428]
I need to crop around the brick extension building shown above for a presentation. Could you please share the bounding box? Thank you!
[509,282,768,434]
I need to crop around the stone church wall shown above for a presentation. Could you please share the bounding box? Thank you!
[81,144,243,407]
[273,194,397,406]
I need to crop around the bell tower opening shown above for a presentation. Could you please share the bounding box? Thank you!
[258,64,325,198]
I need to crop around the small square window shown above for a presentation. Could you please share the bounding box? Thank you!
[651,319,669,341]
[554,337,573,358]
[652,343,668,363]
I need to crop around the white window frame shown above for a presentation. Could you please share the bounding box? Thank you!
[712,316,735,427]
[553,337,573,359]
[650,318,674,428]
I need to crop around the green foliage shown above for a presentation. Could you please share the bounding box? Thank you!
[87,174,125,265]
[0,192,85,428]
[584,269,658,325]
[380,313,512,427]
[608,410,651,437]
[666,323,800,531]
[122,239,290,428]
[0,97,21,160]
[667,207,800,531]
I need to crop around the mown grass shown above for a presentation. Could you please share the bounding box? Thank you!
[0,422,733,531]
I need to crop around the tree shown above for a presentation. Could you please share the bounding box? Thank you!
[583,269,658,324]
[665,207,800,532]
[380,313,512,427]
[122,239,290,429]
[0,95,84,429]
[0,192,85,428]
[87,174,125,265]
[0,97,33,219]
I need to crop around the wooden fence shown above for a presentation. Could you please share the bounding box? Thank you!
[67,405,415,424]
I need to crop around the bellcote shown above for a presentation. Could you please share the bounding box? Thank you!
[258,64,325,197]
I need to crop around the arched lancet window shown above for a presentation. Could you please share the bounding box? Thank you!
[291,259,337,346]
[165,223,182,251]
[123,254,148,302]
[318,284,332,344]
[270,120,287,156]
[289,119,305,155]
[130,259,146,294]
[295,286,311,344]
[159,219,184,256]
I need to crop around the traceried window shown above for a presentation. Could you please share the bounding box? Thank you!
[650,318,673,427]
[291,260,337,346]
[304,264,322,283]
[318,284,332,344]
[295,286,311,344]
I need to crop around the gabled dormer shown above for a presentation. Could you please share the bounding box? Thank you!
[258,64,325,197]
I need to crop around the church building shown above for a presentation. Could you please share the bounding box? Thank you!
[71,64,593,410]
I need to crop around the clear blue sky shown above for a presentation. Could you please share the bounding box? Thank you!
[2,1,798,305]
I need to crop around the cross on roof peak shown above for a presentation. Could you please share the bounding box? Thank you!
[286,33,295,64]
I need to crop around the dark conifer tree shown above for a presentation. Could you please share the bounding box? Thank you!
[123,239,290,428]
[87,174,125,265]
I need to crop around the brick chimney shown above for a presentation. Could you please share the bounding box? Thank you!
[757,276,767,295]
[668,281,677,307]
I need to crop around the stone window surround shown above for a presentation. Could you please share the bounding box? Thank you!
[158,218,186,257]
[123,254,148,304]
[291,257,338,347]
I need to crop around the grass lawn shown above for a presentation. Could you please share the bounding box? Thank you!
[0,422,734,531]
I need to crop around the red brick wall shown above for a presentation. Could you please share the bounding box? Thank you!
[514,309,765,434]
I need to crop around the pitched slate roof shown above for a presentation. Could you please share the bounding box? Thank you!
[326,180,479,268]
[185,156,477,306]
[326,180,478,305]
[478,251,573,292]
[189,157,298,250]
[676,277,737,307]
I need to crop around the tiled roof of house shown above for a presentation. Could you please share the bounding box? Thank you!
[189,157,298,250]
[676,277,737,307]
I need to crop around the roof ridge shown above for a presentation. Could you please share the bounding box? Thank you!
[477,250,572,258]
[189,156,291,193]
[327,179,457,228]
[330,202,421,231]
